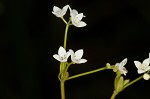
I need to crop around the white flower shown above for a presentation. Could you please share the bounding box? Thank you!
[52,5,69,17]
[69,7,87,27]
[134,58,150,74]
[113,58,128,76]
[143,73,150,80]
[53,46,70,62]
[69,49,87,64]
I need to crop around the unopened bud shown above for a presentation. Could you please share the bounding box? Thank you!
[143,73,150,80]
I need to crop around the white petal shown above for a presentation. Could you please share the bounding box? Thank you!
[75,49,83,59]
[120,58,127,67]
[71,59,78,63]
[75,13,84,21]
[66,52,71,59]
[134,61,141,69]
[122,68,128,76]
[52,6,62,17]
[62,5,69,11]
[53,6,61,13]
[78,59,87,64]
[76,21,87,27]
[61,5,69,16]
[138,69,144,74]
[70,9,78,17]
[53,54,61,62]
[145,66,150,71]
[58,46,66,57]
[143,58,149,66]
[69,49,74,59]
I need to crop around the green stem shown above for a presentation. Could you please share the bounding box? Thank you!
[61,17,67,24]
[123,75,143,89]
[110,91,117,99]
[61,81,65,99]
[67,67,107,80]
[63,21,70,49]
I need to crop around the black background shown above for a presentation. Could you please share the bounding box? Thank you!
[1,0,150,99]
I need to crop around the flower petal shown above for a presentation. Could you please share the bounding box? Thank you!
[143,58,149,66]
[134,61,141,69]
[75,13,84,21]
[58,46,66,57]
[66,52,71,59]
[62,5,69,11]
[53,54,61,62]
[70,9,78,17]
[78,59,87,64]
[75,49,83,59]
[138,69,144,74]
[145,66,150,71]
[69,49,74,59]
[53,6,61,13]
[119,58,127,67]
[76,21,87,27]
[61,5,69,16]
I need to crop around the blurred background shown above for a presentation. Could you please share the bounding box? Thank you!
[1,0,150,99]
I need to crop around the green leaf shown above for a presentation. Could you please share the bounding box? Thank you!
[123,79,130,86]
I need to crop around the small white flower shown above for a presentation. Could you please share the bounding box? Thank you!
[69,49,87,64]
[143,73,150,80]
[53,46,70,62]
[134,58,150,74]
[113,58,128,76]
[69,7,86,27]
[52,5,69,17]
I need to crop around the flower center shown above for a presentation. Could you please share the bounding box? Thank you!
[73,17,80,25]
[60,55,66,60]
[140,64,147,70]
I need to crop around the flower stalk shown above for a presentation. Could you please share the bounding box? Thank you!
[63,19,71,50]
[123,75,143,89]
[67,67,107,80]
[110,91,117,99]
[61,81,66,99]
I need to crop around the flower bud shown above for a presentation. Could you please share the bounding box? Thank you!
[143,73,150,80]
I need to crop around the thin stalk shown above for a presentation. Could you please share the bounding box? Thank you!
[63,21,70,49]
[61,81,65,99]
[110,91,117,99]
[67,67,107,80]
[61,17,67,24]
[123,75,143,89]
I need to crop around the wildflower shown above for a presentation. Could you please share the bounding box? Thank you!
[69,49,87,64]
[134,58,150,74]
[52,5,69,17]
[69,7,86,27]
[113,58,128,76]
[53,46,70,62]
[143,73,150,80]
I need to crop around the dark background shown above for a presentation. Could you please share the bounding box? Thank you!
[1,0,150,99]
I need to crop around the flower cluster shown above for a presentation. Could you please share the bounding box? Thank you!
[52,5,86,27]
[53,46,87,64]
[134,57,150,80]
[112,54,150,79]
[52,4,150,99]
